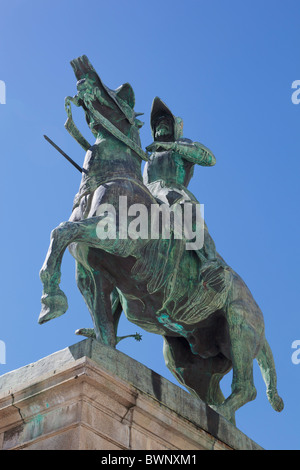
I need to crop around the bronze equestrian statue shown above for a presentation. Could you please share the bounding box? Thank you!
[39,55,283,423]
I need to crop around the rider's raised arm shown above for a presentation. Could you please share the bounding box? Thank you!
[174,139,216,167]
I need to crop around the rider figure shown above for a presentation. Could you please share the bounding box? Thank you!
[144,97,219,263]
[144,97,230,300]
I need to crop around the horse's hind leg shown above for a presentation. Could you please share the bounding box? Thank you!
[163,336,231,407]
[212,301,261,422]
[256,337,284,412]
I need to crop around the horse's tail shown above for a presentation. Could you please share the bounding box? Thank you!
[256,337,284,412]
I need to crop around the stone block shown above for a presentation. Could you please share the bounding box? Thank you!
[0,339,262,450]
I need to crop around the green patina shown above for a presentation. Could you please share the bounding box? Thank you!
[38,55,284,424]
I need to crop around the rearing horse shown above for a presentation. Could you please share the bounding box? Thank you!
[39,56,283,423]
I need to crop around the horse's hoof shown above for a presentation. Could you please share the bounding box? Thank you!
[269,393,284,412]
[38,290,68,324]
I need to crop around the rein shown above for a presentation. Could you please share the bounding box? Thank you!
[65,99,149,162]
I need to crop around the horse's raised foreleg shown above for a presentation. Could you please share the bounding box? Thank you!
[39,222,81,324]
[39,218,140,326]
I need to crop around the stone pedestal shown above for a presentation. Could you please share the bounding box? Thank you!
[0,339,262,450]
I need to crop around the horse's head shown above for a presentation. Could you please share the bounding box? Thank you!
[70,55,144,150]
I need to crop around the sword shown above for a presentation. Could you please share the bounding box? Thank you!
[43,135,88,174]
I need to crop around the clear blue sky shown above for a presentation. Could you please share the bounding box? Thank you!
[0,0,299,450]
